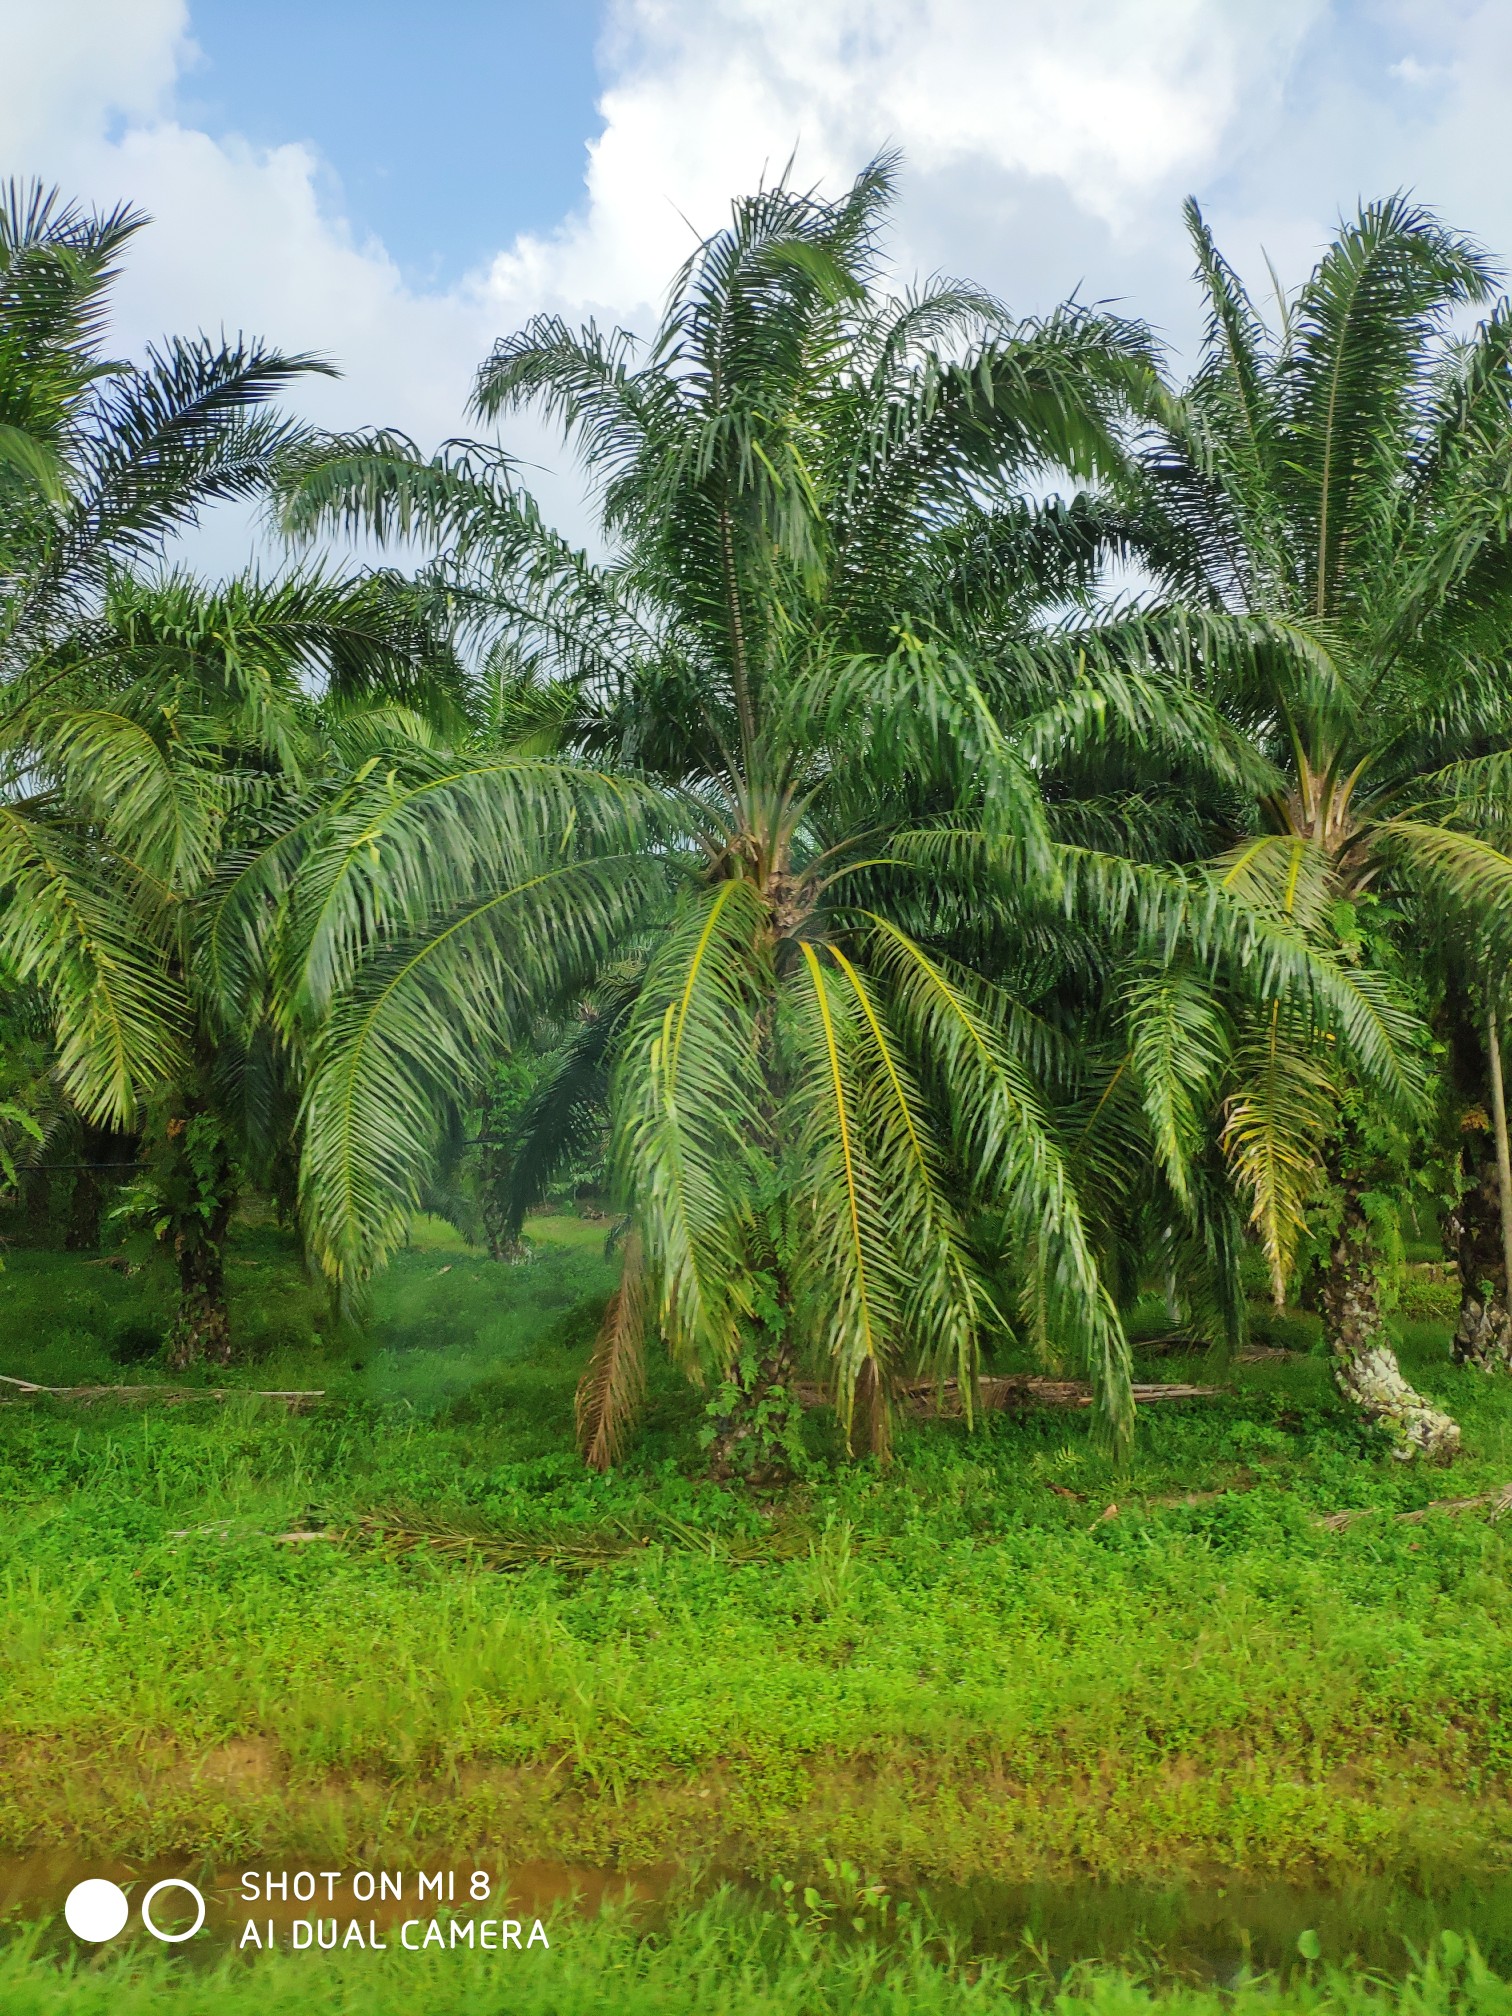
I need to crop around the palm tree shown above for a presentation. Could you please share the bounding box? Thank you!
[3,566,462,1361]
[1110,195,1512,1456]
[0,181,330,1120]
[276,159,1395,1465]
[0,180,461,1358]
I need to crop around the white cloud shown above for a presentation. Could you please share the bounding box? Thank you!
[7,0,1512,576]
[0,0,186,159]
[477,0,1324,345]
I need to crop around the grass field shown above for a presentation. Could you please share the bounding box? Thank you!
[0,1901,1503,2016]
[3,1904,1511,2016]
[2,1209,1511,2003]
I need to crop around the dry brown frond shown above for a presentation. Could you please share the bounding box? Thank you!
[575,1229,648,1470]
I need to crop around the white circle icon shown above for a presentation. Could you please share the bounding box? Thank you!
[141,1878,207,1943]
[64,1879,130,1943]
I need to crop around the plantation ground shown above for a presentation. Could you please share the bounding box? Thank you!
[2,1211,1511,2001]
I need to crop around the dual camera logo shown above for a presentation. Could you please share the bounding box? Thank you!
[64,1877,206,1944]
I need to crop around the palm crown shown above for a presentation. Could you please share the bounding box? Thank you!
[0,183,464,1358]
[1097,196,1512,1455]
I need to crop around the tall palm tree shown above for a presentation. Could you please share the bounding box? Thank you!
[1110,195,1512,1456]
[276,160,1397,1464]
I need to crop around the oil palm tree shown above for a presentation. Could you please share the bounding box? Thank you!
[0,178,460,1358]
[0,179,335,1122]
[275,159,1406,1464]
[270,159,1162,1455]
[1106,195,1512,1455]
[2,567,462,1361]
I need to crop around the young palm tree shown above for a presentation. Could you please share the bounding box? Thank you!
[0,180,334,1121]
[270,161,1159,1454]
[0,179,460,1357]
[277,160,1403,1464]
[1112,195,1512,1455]
[2,567,462,1361]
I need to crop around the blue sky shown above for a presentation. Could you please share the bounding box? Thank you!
[178,0,606,284]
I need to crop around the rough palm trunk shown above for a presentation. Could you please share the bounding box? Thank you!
[479,1154,527,1262]
[1321,1186,1460,1460]
[20,1162,51,1243]
[154,1096,239,1372]
[62,1123,121,1252]
[1447,1122,1512,1372]
[165,1191,234,1370]
[1488,1010,1512,1312]
[707,1341,799,1483]
[851,1354,891,1462]
[63,1163,102,1251]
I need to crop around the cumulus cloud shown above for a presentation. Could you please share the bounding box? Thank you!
[478,0,1324,349]
[0,0,185,160]
[6,0,1512,571]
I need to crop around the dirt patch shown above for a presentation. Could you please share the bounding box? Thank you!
[194,1738,282,1792]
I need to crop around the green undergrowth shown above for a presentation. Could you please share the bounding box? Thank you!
[3,1214,1512,1883]
[0,1905,1507,2016]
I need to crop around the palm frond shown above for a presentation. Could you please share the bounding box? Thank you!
[577,1229,649,1470]
[862,913,1134,1449]
[1221,1000,1335,1301]
[1125,965,1231,1213]
[610,877,772,1374]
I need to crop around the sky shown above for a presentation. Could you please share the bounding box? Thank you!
[178,2,604,287]
[4,0,1512,559]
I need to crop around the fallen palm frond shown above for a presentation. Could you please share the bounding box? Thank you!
[1133,1331,1303,1363]
[354,1510,650,1570]
[793,1374,1222,1415]
[1049,1480,1265,1510]
[348,1508,826,1570]
[161,1476,1508,1568]
[0,1373,324,1409]
[1316,1482,1512,1531]
[164,1521,338,1544]
[160,1510,829,1566]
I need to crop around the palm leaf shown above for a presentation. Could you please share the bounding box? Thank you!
[577,1229,649,1470]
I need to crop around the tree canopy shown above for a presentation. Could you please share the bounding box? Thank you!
[7,166,1512,1468]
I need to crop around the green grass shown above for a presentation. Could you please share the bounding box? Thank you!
[0,1209,619,1410]
[1,1903,1508,2016]
[3,1212,1512,1898]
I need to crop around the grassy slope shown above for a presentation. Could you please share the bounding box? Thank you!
[1,1213,1510,1887]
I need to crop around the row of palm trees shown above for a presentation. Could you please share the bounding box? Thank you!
[5,163,1512,1463]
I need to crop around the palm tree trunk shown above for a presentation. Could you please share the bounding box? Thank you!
[1488,1011,1512,1309]
[62,1122,125,1252]
[1448,1111,1512,1373]
[706,1342,799,1482]
[63,1156,103,1251]
[20,1162,51,1243]
[165,1191,234,1370]
[1322,1183,1460,1460]
[156,1095,238,1371]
